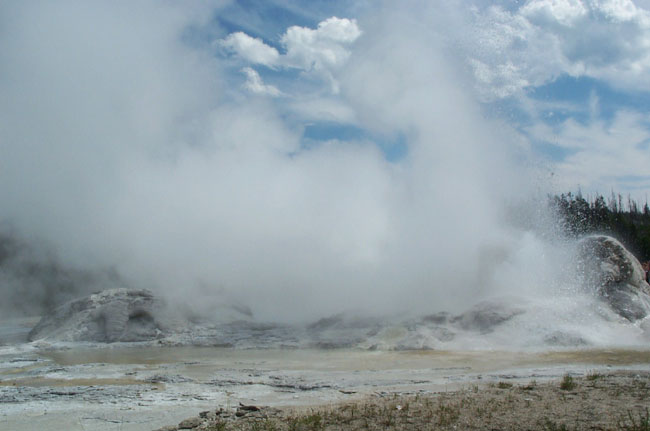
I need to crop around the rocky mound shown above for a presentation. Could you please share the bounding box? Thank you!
[450,301,524,333]
[24,236,650,348]
[576,235,650,321]
[28,288,169,342]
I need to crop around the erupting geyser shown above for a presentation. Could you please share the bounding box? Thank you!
[23,235,650,349]
[0,2,648,350]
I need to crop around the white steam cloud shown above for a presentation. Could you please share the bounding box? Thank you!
[0,1,551,323]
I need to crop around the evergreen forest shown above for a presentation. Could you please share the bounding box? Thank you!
[550,192,650,263]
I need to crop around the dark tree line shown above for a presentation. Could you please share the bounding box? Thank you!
[550,191,650,262]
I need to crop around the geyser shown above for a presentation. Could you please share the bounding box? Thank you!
[0,1,531,323]
[1,1,648,351]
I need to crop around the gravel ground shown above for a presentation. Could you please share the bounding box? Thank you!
[159,371,650,431]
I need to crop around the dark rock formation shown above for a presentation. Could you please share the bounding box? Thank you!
[307,312,383,349]
[420,312,451,325]
[178,417,202,429]
[28,288,169,342]
[576,235,650,321]
[451,301,524,333]
[543,331,588,346]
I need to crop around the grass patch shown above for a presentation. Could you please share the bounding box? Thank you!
[521,379,537,391]
[619,409,650,431]
[586,372,603,381]
[288,413,323,431]
[170,372,650,431]
[250,419,280,431]
[543,418,572,431]
[436,402,461,426]
[560,374,576,391]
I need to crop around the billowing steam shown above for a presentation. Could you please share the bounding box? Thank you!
[1,1,559,323]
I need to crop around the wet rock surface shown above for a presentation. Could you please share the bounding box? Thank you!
[576,235,650,321]
[177,416,202,429]
[152,405,286,430]
[20,290,614,350]
[20,234,650,350]
[543,331,588,347]
[3,341,650,431]
[21,288,524,350]
[28,288,171,342]
[450,301,524,333]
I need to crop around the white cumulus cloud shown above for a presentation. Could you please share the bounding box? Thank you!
[219,31,280,66]
[521,0,587,26]
[281,16,362,71]
[241,67,282,96]
[219,17,361,94]
[465,0,650,99]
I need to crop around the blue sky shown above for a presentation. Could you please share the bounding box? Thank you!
[213,0,650,203]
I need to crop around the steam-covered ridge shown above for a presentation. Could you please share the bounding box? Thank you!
[0,231,125,318]
[1,228,647,350]
[2,192,650,350]
[3,190,650,350]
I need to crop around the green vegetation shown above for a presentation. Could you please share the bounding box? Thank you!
[619,409,650,431]
[560,374,576,391]
[251,420,280,431]
[543,418,573,431]
[586,371,603,381]
[551,192,650,261]
[182,373,650,431]
[287,413,323,431]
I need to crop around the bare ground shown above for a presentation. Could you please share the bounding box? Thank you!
[159,371,650,431]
